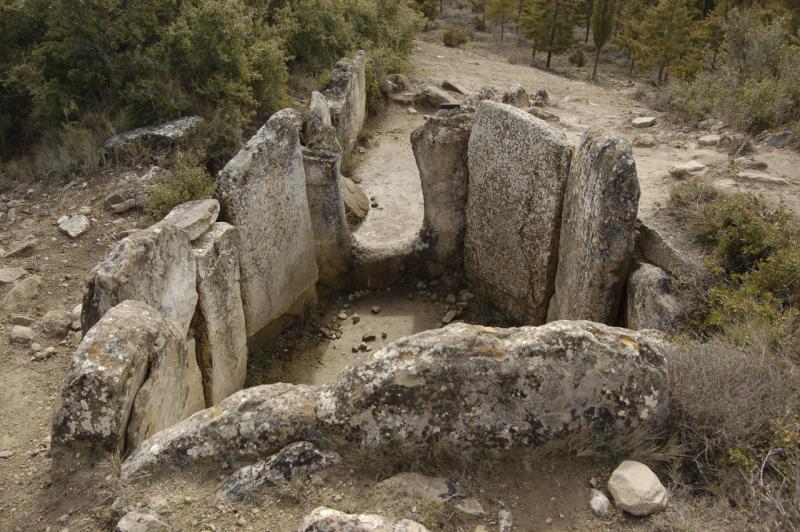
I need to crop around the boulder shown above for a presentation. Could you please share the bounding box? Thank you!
[40,309,72,338]
[121,384,319,480]
[52,301,203,457]
[631,116,657,128]
[303,148,353,285]
[411,109,473,268]
[81,224,197,335]
[323,51,367,155]
[10,325,34,344]
[1,275,42,312]
[217,109,318,338]
[105,116,203,150]
[340,176,370,223]
[502,84,529,108]
[635,218,704,277]
[114,511,171,532]
[160,199,219,241]
[548,129,639,324]
[415,85,456,108]
[192,223,248,406]
[607,460,669,516]
[531,88,549,107]
[633,134,657,148]
[625,262,683,332]
[299,507,429,532]
[387,74,411,92]
[218,441,341,501]
[57,214,90,238]
[698,134,720,146]
[465,101,572,324]
[322,321,669,449]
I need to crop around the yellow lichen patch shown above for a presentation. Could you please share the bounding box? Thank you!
[471,347,506,359]
[621,337,640,352]
[400,352,415,362]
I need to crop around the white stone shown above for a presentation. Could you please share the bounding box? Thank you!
[607,460,669,516]
[631,116,657,128]
[465,101,572,324]
[192,223,248,406]
[589,488,612,517]
[81,224,197,336]
[669,160,706,177]
[160,199,220,241]
[698,134,721,146]
[298,507,430,532]
[217,110,318,338]
[58,214,90,238]
[0,267,27,284]
[10,325,34,344]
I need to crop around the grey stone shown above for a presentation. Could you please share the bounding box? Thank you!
[218,441,340,501]
[669,160,706,177]
[1,275,43,312]
[527,106,559,122]
[192,223,248,406]
[502,84,529,108]
[105,116,204,150]
[57,214,90,238]
[217,109,318,338]
[415,85,456,108]
[631,116,657,128]
[548,129,639,323]
[40,309,72,338]
[635,219,703,277]
[303,148,352,285]
[465,101,572,324]
[698,134,720,146]
[114,511,170,531]
[607,460,669,516]
[323,51,367,156]
[625,262,683,332]
[531,88,550,107]
[52,301,203,457]
[499,509,513,532]
[160,199,219,241]
[411,109,473,268]
[299,507,429,532]
[441,80,468,95]
[121,384,319,480]
[322,321,669,449]
[10,325,34,344]
[590,489,613,518]
[633,134,657,148]
[81,224,197,336]
[3,237,37,258]
[387,74,411,91]
[766,131,793,148]
[0,267,27,284]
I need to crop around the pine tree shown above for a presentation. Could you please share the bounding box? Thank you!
[635,0,696,84]
[520,0,579,68]
[591,0,615,79]
[487,0,517,41]
[616,0,651,74]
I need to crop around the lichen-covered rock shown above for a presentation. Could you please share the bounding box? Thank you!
[323,51,366,156]
[548,129,639,323]
[52,301,203,456]
[81,224,197,335]
[160,199,219,241]
[608,460,669,516]
[121,384,319,480]
[105,116,204,150]
[218,441,341,501]
[320,321,669,449]
[625,263,683,332]
[411,109,473,269]
[217,109,318,338]
[299,507,429,532]
[635,219,703,277]
[192,223,248,405]
[304,148,352,285]
[502,84,529,108]
[465,101,572,324]
[40,309,72,338]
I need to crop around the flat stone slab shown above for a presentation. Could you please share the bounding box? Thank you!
[669,160,706,177]
[632,116,657,128]
[160,199,220,241]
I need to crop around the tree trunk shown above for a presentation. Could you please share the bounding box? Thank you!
[629,56,635,75]
[657,60,667,85]
[547,51,553,68]
[592,48,601,79]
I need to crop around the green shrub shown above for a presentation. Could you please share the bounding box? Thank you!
[568,48,586,67]
[472,16,488,32]
[146,155,216,221]
[443,27,470,48]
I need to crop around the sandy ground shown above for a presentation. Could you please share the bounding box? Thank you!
[0,26,796,532]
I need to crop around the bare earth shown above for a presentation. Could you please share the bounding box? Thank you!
[2,35,793,531]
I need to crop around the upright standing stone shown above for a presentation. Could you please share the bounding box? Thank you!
[323,51,366,156]
[192,223,248,406]
[303,148,352,286]
[465,101,572,324]
[411,110,473,271]
[218,110,319,339]
[81,224,197,335]
[548,129,640,323]
[625,262,683,332]
[52,301,203,457]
